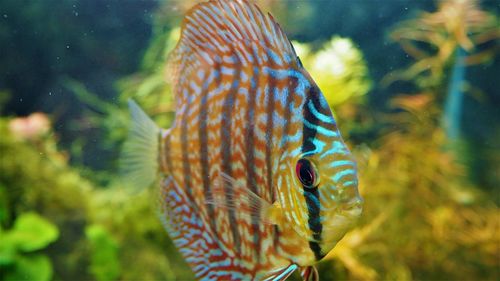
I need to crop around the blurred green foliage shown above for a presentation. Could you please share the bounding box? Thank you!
[327,94,499,280]
[0,0,498,280]
[386,0,499,90]
[0,212,59,281]
[85,224,120,281]
[293,37,372,107]
[0,115,92,280]
[0,115,194,280]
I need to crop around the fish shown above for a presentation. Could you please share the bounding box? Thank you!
[121,0,363,280]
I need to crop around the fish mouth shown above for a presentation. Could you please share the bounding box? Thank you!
[320,211,361,242]
[318,198,363,244]
[341,197,363,217]
[319,197,363,223]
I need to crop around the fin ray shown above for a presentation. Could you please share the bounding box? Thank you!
[120,99,160,192]
[262,264,298,281]
[205,171,277,225]
[300,266,319,281]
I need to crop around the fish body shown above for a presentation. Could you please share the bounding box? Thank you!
[123,1,363,280]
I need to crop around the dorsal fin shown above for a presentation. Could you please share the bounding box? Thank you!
[167,0,299,107]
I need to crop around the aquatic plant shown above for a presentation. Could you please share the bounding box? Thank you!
[386,0,499,139]
[0,114,191,280]
[315,91,500,280]
[0,115,94,280]
[85,224,120,281]
[0,1,497,280]
[293,37,372,107]
[0,212,59,281]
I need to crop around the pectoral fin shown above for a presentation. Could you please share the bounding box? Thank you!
[300,266,319,281]
[205,171,281,225]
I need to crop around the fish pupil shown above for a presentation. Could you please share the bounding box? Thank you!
[296,159,317,188]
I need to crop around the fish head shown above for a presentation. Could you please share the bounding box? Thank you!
[307,144,363,255]
[277,83,363,261]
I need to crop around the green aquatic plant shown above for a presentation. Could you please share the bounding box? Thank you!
[88,187,193,281]
[319,92,500,280]
[293,37,372,107]
[85,224,120,281]
[387,0,499,87]
[1,1,493,280]
[0,115,94,280]
[0,212,59,281]
[386,0,499,139]
[0,113,191,280]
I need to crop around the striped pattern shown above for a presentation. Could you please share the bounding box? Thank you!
[155,0,363,280]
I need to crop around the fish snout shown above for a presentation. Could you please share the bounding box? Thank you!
[338,183,363,217]
[344,197,363,210]
[342,197,363,217]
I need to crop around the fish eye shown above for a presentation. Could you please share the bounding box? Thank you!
[295,158,319,188]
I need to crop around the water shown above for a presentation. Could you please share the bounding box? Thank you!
[0,1,498,280]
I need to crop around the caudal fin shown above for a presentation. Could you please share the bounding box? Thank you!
[120,99,160,192]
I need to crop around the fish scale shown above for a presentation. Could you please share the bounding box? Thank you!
[122,0,363,280]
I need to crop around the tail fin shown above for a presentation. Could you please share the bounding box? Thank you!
[120,99,160,192]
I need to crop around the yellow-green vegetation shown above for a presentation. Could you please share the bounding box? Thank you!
[85,224,120,281]
[318,94,499,280]
[0,116,193,280]
[293,37,372,107]
[386,0,499,89]
[0,0,498,280]
[0,116,91,280]
[0,212,59,281]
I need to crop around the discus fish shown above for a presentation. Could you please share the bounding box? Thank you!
[122,0,363,280]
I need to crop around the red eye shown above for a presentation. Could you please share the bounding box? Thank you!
[296,158,318,188]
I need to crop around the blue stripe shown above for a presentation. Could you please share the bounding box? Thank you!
[332,169,356,182]
[271,264,298,281]
[202,231,213,244]
[329,159,355,168]
[202,70,219,96]
[198,50,213,64]
[221,66,235,76]
[193,265,208,277]
[240,70,249,83]
[189,81,201,94]
[301,138,326,155]
[175,238,189,247]
[261,51,269,62]
[342,180,357,187]
[303,118,339,137]
[320,142,349,160]
[308,99,336,124]
[168,189,181,202]
[252,45,263,65]
[210,249,223,256]
[261,67,310,90]
[267,48,283,66]
[282,129,301,143]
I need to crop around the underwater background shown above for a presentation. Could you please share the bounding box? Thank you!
[0,0,499,280]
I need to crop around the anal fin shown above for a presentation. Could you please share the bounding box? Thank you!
[159,177,256,280]
[158,176,221,280]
